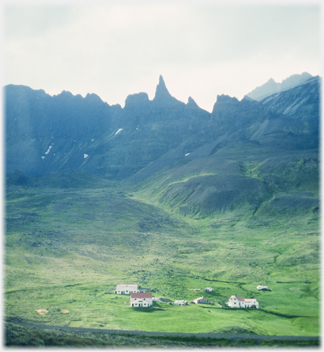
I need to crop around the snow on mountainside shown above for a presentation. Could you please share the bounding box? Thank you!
[246,72,313,101]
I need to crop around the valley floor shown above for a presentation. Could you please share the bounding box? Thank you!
[5,184,320,341]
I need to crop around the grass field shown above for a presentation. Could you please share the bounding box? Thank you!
[4,179,320,339]
[5,322,319,348]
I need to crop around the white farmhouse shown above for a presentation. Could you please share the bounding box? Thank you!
[115,284,144,295]
[174,300,188,306]
[227,295,259,309]
[130,292,153,307]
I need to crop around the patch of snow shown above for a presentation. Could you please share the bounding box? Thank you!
[185,153,190,157]
[115,128,123,135]
[262,96,274,104]
[45,145,52,155]
[41,156,45,159]
[283,97,308,115]
[84,154,88,159]
[91,139,94,141]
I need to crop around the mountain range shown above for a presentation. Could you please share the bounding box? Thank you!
[5,73,320,180]
[5,73,320,217]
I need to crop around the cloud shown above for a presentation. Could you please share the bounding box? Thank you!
[4,2,321,112]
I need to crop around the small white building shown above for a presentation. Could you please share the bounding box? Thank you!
[115,284,144,295]
[193,296,213,304]
[257,285,270,291]
[205,287,213,292]
[227,295,259,309]
[130,292,153,307]
[174,300,188,306]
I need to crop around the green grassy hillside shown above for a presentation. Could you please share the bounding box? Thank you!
[5,164,319,337]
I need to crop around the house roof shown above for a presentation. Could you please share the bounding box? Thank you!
[229,295,244,301]
[244,298,258,303]
[131,292,152,299]
[229,295,258,303]
[116,284,138,290]
[194,296,204,301]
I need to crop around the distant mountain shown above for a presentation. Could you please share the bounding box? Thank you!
[5,74,320,190]
[246,72,313,101]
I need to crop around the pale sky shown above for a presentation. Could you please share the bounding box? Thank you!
[3,1,322,112]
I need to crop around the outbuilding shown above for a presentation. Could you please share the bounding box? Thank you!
[257,285,270,291]
[193,296,213,304]
[174,300,188,306]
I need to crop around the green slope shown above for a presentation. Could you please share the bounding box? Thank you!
[5,162,319,336]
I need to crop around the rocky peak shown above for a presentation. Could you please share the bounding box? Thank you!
[124,92,150,108]
[215,95,239,104]
[153,75,180,106]
[154,75,171,100]
[187,96,199,107]
[85,93,104,103]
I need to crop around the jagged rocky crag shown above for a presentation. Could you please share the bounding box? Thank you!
[5,74,320,181]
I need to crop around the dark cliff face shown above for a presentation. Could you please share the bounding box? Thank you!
[259,77,320,133]
[4,75,320,180]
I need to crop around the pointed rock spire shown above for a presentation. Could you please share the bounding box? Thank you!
[154,75,173,101]
[159,75,166,86]
[152,75,185,108]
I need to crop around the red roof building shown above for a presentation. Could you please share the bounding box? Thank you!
[228,294,259,308]
[131,292,152,299]
[130,292,153,307]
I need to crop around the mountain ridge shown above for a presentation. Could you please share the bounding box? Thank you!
[246,72,314,101]
[5,73,319,186]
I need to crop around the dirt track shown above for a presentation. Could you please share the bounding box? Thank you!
[8,320,319,342]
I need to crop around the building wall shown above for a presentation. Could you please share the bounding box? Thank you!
[115,285,145,294]
[115,289,141,294]
[130,298,152,307]
[228,297,259,308]
[228,297,240,307]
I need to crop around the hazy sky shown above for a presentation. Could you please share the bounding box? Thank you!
[4,1,321,112]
